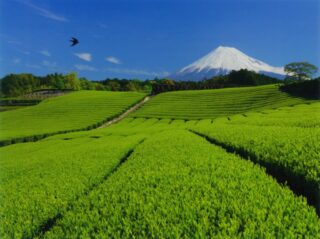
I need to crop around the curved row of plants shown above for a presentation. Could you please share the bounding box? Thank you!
[0,91,146,146]
[43,130,319,238]
[0,133,145,238]
[190,104,320,213]
[132,85,312,119]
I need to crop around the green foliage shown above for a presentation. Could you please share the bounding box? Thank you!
[1,74,39,97]
[107,102,320,211]
[212,102,320,128]
[124,81,139,91]
[0,98,41,106]
[152,70,279,94]
[228,69,279,85]
[79,77,96,90]
[0,134,144,238]
[190,102,320,212]
[40,73,65,89]
[132,85,313,119]
[0,73,106,97]
[106,80,121,91]
[100,79,152,93]
[0,106,28,112]
[280,78,320,99]
[284,62,318,81]
[43,131,319,238]
[64,72,80,90]
[39,72,81,90]
[0,91,146,142]
[0,83,319,238]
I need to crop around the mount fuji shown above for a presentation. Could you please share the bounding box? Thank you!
[169,46,286,81]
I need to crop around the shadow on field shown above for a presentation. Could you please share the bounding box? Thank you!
[32,139,145,238]
[279,79,320,100]
[190,130,320,217]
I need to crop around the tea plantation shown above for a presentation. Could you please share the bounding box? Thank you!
[44,131,319,238]
[0,86,319,238]
[0,91,146,144]
[131,84,313,119]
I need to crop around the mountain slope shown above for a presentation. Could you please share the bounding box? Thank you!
[170,46,285,81]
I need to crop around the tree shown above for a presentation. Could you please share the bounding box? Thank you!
[284,62,318,81]
[163,79,175,86]
[124,81,139,91]
[79,77,96,90]
[106,81,121,91]
[1,74,39,97]
[64,72,80,90]
[41,73,65,89]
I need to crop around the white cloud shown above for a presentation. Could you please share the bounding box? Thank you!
[20,0,68,22]
[106,56,121,64]
[42,60,57,69]
[0,34,22,45]
[74,53,92,62]
[75,64,98,72]
[39,50,51,57]
[16,49,31,55]
[13,58,21,64]
[104,67,169,77]
[7,40,22,45]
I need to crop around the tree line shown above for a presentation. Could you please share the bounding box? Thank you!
[151,69,281,94]
[0,73,155,97]
[280,78,320,99]
[0,61,318,97]
[0,69,280,97]
[0,73,86,97]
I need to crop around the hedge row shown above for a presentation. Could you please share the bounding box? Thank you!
[0,99,41,106]
[0,96,147,147]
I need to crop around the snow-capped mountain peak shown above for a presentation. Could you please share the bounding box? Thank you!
[171,46,285,81]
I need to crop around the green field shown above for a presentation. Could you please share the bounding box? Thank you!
[0,91,146,144]
[0,134,144,238]
[0,106,30,112]
[0,86,319,238]
[44,131,319,238]
[131,84,313,119]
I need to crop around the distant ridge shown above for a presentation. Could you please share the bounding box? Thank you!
[169,46,285,81]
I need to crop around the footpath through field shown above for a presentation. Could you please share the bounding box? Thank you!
[0,91,148,146]
[98,96,152,128]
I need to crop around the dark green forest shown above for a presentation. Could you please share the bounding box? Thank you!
[280,78,320,99]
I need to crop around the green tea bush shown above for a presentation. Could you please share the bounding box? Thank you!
[132,85,313,119]
[44,131,319,238]
[0,134,144,238]
[0,91,146,144]
[191,109,320,212]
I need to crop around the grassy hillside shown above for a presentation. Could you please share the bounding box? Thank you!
[1,122,319,238]
[189,103,320,213]
[0,134,144,238]
[0,91,146,143]
[44,131,319,238]
[132,85,313,119]
[213,101,320,127]
[1,87,319,238]
[107,102,320,213]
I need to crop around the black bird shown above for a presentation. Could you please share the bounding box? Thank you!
[70,37,79,47]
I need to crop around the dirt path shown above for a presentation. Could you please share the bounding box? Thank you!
[98,96,151,129]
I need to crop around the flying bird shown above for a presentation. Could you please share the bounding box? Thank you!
[70,37,79,47]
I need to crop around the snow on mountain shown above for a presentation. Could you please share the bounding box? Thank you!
[169,46,285,81]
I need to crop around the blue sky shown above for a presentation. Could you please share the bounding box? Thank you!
[1,0,319,80]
